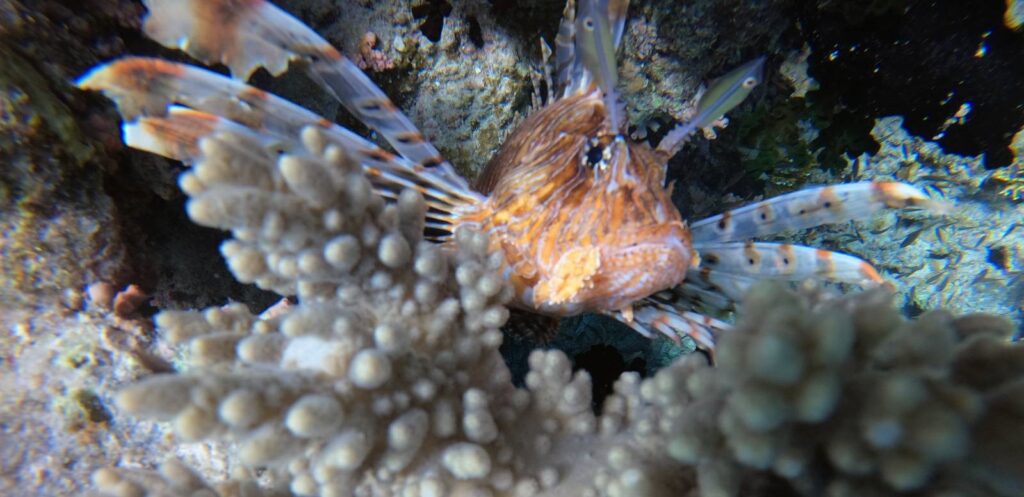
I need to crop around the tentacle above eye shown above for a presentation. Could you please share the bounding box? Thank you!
[554,0,579,96]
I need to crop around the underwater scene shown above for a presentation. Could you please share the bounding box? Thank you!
[2,0,1023,495]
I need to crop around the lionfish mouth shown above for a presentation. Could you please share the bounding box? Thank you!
[596,230,694,308]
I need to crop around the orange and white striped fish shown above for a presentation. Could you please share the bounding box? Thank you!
[76,0,942,352]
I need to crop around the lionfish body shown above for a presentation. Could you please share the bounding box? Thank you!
[78,0,940,350]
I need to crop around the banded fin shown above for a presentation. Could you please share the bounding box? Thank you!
[140,0,466,188]
[557,0,626,107]
[126,110,465,234]
[612,297,730,354]
[691,181,940,244]
[670,283,736,313]
[696,241,884,286]
[686,267,759,303]
[123,105,281,162]
[77,58,479,235]
[76,57,358,149]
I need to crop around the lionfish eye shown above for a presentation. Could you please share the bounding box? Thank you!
[742,76,758,89]
[583,17,595,31]
[584,140,605,168]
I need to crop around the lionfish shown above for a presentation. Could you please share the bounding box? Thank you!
[77,0,939,352]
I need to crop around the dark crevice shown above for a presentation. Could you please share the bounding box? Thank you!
[466,15,484,48]
[573,344,646,415]
[412,0,453,43]
[103,151,279,313]
[988,245,1010,271]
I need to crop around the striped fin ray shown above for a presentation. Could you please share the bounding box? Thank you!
[690,181,938,244]
[686,267,759,303]
[612,298,730,354]
[122,106,281,162]
[575,0,624,130]
[657,57,765,155]
[661,284,736,314]
[557,0,628,99]
[695,241,884,286]
[74,57,385,161]
[124,110,461,237]
[121,109,471,234]
[77,59,480,231]
[139,0,467,189]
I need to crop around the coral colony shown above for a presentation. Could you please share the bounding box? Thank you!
[75,1,1023,496]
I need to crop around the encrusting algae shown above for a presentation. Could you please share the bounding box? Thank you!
[65,0,1024,496]
[986,125,1024,202]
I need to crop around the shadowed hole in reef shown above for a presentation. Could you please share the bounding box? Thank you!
[103,152,280,313]
[412,0,453,43]
[466,15,484,48]
[574,344,645,415]
[487,0,562,41]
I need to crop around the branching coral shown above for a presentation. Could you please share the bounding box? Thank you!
[73,21,1023,490]
[96,128,529,496]
[86,125,1024,496]
[653,284,1024,497]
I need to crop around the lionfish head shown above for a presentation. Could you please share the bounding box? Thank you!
[471,91,695,315]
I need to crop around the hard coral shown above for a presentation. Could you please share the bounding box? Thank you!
[93,261,1024,497]
[88,123,1024,496]
[655,283,1024,497]
[90,128,592,496]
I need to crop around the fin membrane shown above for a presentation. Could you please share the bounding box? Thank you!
[611,297,729,354]
[77,58,479,236]
[141,0,467,188]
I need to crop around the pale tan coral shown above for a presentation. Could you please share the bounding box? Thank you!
[90,130,617,497]
[652,283,1024,497]
[87,120,1024,497]
[92,277,1024,497]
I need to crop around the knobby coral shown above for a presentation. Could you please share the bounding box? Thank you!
[87,129,620,497]
[86,127,1023,496]
[653,285,1024,497]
